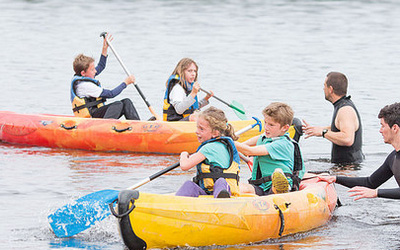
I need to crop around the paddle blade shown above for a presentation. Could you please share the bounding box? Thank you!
[230,100,247,120]
[48,189,119,237]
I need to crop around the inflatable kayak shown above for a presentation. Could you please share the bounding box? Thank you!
[114,175,337,249]
[0,111,302,154]
[0,111,266,154]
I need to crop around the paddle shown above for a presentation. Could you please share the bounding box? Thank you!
[48,162,180,238]
[100,32,162,121]
[48,118,261,238]
[200,88,247,120]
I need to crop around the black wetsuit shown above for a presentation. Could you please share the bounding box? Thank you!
[336,150,400,199]
[331,96,364,164]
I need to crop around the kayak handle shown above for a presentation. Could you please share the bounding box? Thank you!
[108,198,136,218]
[112,126,132,133]
[274,204,285,236]
[60,124,77,130]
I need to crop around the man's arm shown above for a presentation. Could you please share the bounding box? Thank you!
[324,106,359,146]
[303,106,359,146]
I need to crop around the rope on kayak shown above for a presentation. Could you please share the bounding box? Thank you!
[108,198,136,218]
[274,204,285,236]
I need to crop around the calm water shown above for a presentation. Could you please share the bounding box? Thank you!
[1,0,400,249]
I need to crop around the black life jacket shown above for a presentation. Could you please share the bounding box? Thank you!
[331,95,364,164]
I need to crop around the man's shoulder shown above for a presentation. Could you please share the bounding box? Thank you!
[337,105,358,118]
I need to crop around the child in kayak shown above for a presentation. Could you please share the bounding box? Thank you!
[70,33,140,120]
[163,58,213,121]
[235,102,305,196]
[175,106,240,198]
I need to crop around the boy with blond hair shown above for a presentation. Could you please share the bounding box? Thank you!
[235,102,305,195]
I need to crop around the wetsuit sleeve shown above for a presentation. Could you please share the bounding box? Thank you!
[336,152,400,199]
[336,163,392,189]
[95,54,107,76]
[99,82,127,98]
[377,188,400,199]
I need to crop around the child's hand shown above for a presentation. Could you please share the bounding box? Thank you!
[190,82,200,97]
[204,90,214,101]
[124,75,136,85]
[102,33,113,56]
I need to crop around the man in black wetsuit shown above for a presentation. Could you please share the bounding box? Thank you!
[319,102,400,200]
[303,72,364,165]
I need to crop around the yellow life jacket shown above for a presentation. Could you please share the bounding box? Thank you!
[70,76,105,118]
[193,137,240,196]
[163,74,199,121]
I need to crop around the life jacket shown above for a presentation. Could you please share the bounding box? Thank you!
[70,76,105,118]
[331,95,364,164]
[192,137,241,196]
[248,135,303,191]
[162,74,199,121]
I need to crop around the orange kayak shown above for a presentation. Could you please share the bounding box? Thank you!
[0,111,263,154]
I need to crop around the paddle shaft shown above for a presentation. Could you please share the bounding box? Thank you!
[127,162,180,190]
[200,88,245,115]
[100,32,162,120]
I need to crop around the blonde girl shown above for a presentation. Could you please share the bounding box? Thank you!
[163,58,213,121]
[175,107,240,198]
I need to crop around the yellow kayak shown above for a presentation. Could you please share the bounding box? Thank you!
[114,175,337,249]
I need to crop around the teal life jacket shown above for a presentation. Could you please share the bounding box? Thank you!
[248,134,303,191]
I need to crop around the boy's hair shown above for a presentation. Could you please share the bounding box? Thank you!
[73,54,94,76]
[262,102,294,127]
[198,106,238,141]
[326,72,348,96]
[166,58,198,89]
[378,102,400,128]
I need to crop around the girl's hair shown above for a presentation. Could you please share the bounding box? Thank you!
[73,54,94,76]
[198,106,238,141]
[166,58,198,89]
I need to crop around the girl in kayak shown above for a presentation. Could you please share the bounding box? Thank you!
[163,58,213,121]
[175,107,241,198]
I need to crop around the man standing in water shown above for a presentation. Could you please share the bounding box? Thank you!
[319,102,400,200]
[302,72,363,165]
